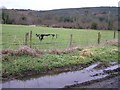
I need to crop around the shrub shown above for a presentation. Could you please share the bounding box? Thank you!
[91,22,98,29]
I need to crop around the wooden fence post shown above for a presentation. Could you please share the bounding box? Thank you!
[56,34,57,38]
[69,34,73,47]
[113,31,116,39]
[98,32,101,44]
[30,31,32,48]
[25,32,29,45]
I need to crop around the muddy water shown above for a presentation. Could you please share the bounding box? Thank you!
[2,63,119,88]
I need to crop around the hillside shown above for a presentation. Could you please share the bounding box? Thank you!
[1,7,119,30]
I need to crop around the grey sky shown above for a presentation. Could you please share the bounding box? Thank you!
[0,0,119,10]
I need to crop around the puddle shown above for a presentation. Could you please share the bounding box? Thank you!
[109,62,118,65]
[2,63,119,88]
[104,64,119,71]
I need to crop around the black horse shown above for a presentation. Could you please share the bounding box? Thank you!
[36,34,56,41]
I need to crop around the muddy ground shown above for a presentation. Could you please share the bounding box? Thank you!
[2,62,119,88]
[65,74,120,89]
[65,64,120,89]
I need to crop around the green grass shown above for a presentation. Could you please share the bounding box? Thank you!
[91,46,119,62]
[1,24,119,79]
[2,45,119,78]
[2,24,118,50]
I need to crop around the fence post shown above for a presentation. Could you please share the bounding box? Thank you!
[25,32,29,45]
[30,31,32,48]
[56,34,57,38]
[113,31,116,39]
[69,34,73,47]
[98,32,101,44]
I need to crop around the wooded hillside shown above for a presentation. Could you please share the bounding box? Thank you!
[1,7,119,30]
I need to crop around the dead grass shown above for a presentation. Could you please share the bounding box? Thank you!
[1,39,118,58]
[105,39,118,46]
[1,46,43,57]
[1,46,83,59]
[49,47,82,54]
[80,49,93,57]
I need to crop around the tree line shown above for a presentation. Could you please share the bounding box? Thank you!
[2,7,119,30]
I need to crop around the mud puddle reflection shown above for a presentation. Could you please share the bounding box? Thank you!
[2,62,119,88]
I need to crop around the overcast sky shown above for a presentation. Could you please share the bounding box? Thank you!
[0,0,119,10]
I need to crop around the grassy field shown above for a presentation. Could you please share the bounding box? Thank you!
[2,24,117,50]
[1,24,119,79]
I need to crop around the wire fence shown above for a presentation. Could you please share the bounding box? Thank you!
[2,30,118,50]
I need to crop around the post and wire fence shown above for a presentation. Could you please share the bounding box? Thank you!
[3,30,117,50]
